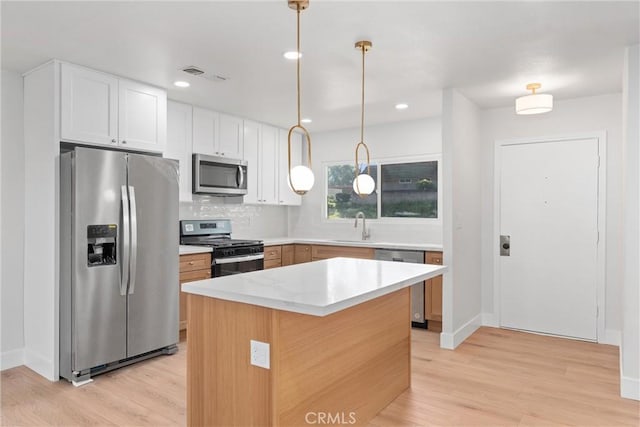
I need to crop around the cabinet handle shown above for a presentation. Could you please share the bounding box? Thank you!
[122,140,127,144]
[111,139,116,143]
[221,152,225,156]
[189,261,195,265]
[215,151,219,155]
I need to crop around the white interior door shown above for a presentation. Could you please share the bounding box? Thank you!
[499,138,600,341]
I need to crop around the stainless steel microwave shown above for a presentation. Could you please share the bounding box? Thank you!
[192,154,248,196]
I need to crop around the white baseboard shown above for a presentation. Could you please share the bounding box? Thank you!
[440,313,481,350]
[1,348,25,371]
[24,349,56,381]
[481,312,498,327]
[600,329,621,346]
[621,372,640,401]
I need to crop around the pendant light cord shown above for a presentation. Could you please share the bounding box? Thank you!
[296,8,301,126]
[360,44,365,144]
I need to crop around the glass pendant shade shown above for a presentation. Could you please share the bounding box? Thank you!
[353,173,375,195]
[289,165,314,194]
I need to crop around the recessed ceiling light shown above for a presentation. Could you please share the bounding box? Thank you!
[395,103,409,110]
[173,81,190,88]
[301,118,312,123]
[283,51,302,60]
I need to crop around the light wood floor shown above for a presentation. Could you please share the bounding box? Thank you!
[1,327,638,426]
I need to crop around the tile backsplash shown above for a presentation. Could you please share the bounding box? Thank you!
[179,196,288,239]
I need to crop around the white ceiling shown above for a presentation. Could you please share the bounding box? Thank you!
[2,1,638,131]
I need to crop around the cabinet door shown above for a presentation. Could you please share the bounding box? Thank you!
[243,120,261,204]
[218,114,243,158]
[424,251,443,327]
[166,101,193,201]
[294,244,312,264]
[192,107,219,156]
[61,63,118,146]
[281,245,295,266]
[277,129,302,206]
[118,79,167,152]
[260,125,279,204]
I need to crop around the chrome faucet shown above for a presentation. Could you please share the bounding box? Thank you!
[354,211,370,240]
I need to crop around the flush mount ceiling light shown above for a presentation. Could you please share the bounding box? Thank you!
[283,51,302,60]
[173,81,190,88]
[286,0,314,195]
[352,40,375,198]
[515,83,553,115]
[395,103,409,110]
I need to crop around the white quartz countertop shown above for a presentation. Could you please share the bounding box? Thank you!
[182,257,447,316]
[179,245,213,255]
[260,237,442,252]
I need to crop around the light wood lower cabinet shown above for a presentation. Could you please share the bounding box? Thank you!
[294,244,312,264]
[264,245,282,269]
[425,251,443,332]
[311,245,375,261]
[179,253,211,331]
[281,244,295,266]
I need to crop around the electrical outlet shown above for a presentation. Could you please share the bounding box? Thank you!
[250,340,270,369]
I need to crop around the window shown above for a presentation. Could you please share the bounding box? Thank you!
[327,164,377,219]
[381,161,438,218]
[326,159,439,220]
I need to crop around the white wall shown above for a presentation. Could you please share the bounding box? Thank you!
[1,69,25,370]
[479,93,624,344]
[621,44,639,401]
[440,89,483,349]
[288,118,443,244]
[180,198,288,239]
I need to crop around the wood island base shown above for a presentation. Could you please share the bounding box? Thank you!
[187,287,411,426]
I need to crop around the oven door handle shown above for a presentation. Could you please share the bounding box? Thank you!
[213,253,264,265]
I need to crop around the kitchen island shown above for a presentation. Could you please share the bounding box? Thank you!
[182,257,447,426]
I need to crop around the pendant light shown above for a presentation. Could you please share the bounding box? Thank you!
[353,40,375,197]
[515,83,553,115]
[286,0,314,195]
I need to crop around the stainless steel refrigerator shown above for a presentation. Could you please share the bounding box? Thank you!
[60,147,179,384]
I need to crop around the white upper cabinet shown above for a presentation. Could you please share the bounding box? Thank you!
[218,114,244,159]
[61,63,118,146]
[118,79,167,152]
[166,100,193,202]
[60,63,166,153]
[277,129,303,206]
[260,125,279,205]
[243,120,261,204]
[192,107,219,156]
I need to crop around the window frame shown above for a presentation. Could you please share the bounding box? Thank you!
[322,154,442,224]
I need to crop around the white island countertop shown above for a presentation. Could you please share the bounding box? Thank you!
[182,257,447,316]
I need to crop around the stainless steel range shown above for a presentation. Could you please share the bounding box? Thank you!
[180,219,264,277]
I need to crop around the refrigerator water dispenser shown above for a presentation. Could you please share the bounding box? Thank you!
[87,224,117,266]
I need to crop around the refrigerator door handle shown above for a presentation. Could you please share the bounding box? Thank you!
[128,185,138,295]
[120,185,130,296]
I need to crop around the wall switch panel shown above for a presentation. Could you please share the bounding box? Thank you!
[250,339,270,369]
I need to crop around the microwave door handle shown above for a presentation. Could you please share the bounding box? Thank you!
[237,165,245,188]
[120,185,130,296]
[128,186,138,295]
[213,253,264,265]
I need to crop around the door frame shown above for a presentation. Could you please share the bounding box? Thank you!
[493,131,607,342]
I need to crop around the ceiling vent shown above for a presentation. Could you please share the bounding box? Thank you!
[181,66,229,83]
[182,66,204,76]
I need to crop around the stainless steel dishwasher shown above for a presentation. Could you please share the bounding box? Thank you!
[374,249,426,328]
